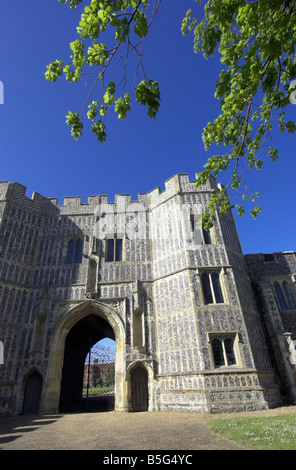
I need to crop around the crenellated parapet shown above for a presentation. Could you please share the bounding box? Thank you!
[0,174,217,218]
[148,174,217,209]
[0,181,59,216]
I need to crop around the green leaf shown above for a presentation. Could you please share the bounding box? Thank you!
[135,80,160,118]
[87,101,99,121]
[114,94,131,119]
[65,111,83,140]
[134,15,148,38]
[91,119,107,143]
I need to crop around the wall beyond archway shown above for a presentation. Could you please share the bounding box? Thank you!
[42,300,126,413]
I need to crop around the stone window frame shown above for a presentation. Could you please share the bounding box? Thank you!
[104,235,124,262]
[190,214,214,245]
[64,236,84,264]
[199,269,226,305]
[208,332,241,369]
[272,278,296,311]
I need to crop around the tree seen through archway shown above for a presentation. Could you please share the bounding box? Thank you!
[83,338,115,410]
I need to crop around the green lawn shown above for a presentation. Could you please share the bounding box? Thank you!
[208,413,296,450]
[82,385,114,396]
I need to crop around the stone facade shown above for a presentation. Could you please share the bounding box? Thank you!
[0,174,295,414]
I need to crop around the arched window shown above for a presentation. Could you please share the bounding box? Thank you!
[66,240,75,264]
[211,336,237,368]
[190,215,212,245]
[66,239,83,264]
[283,281,296,309]
[211,273,224,304]
[201,272,224,304]
[202,228,211,245]
[106,238,123,262]
[201,273,213,304]
[74,239,83,264]
[274,282,287,310]
[212,338,224,366]
[224,338,236,365]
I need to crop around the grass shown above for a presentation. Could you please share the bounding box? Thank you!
[82,385,114,397]
[208,413,296,450]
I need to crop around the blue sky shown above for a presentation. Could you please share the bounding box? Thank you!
[1,0,295,255]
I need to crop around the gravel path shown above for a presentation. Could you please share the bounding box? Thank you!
[0,410,245,450]
[1,406,295,451]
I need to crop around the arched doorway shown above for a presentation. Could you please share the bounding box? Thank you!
[59,314,115,412]
[131,366,148,412]
[23,372,43,414]
[43,300,127,414]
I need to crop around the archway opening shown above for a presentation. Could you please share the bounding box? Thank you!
[59,313,115,412]
[82,338,115,411]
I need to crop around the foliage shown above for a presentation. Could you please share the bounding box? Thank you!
[46,0,296,227]
[182,0,296,227]
[208,413,296,450]
[45,0,161,143]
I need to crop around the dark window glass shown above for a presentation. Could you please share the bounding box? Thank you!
[115,238,123,261]
[107,239,115,262]
[66,240,75,264]
[224,338,236,365]
[212,339,224,366]
[201,273,213,304]
[274,282,287,310]
[202,228,211,244]
[74,239,83,263]
[212,273,224,303]
[283,281,296,309]
[66,239,83,264]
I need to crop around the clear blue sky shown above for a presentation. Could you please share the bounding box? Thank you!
[1,0,295,255]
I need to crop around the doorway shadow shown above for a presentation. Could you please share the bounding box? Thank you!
[81,393,115,412]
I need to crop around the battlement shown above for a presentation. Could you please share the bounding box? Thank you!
[0,174,217,217]
[148,174,216,208]
[0,181,59,216]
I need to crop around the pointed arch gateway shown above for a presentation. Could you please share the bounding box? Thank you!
[43,300,127,413]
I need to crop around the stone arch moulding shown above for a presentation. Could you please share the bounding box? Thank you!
[42,299,126,413]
